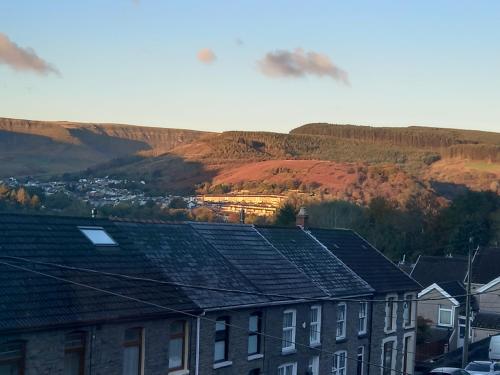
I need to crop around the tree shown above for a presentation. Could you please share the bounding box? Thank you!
[274,203,296,226]
[169,197,188,209]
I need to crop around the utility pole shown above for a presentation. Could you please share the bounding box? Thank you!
[461,237,474,368]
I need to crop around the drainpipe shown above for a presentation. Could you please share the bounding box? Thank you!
[195,312,204,375]
[367,298,374,375]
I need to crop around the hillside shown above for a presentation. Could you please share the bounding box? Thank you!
[0,117,211,176]
[1,117,499,206]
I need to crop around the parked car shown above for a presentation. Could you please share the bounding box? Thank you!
[465,361,500,375]
[429,368,471,375]
[491,335,500,361]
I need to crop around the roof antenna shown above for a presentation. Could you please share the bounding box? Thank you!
[91,208,97,219]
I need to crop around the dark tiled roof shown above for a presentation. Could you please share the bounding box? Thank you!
[0,214,197,332]
[471,247,500,285]
[189,222,326,298]
[437,281,466,305]
[114,222,270,309]
[411,255,467,288]
[472,312,500,330]
[255,226,373,297]
[307,228,420,293]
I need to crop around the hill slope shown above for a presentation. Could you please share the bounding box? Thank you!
[0,117,211,176]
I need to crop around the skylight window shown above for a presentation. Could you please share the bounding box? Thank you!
[79,227,117,246]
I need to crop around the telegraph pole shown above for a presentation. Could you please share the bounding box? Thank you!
[461,237,474,368]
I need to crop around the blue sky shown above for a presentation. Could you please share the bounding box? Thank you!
[1,1,499,132]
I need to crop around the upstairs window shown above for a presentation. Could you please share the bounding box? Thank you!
[336,303,346,340]
[79,226,117,246]
[282,309,296,353]
[169,320,188,371]
[403,294,415,328]
[123,327,143,375]
[309,305,321,346]
[359,302,368,335]
[64,331,86,375]
[248,312,262,356]
[214,317,229,363]
[385,295,397,333]
[0,341,25,375]
[438,305,453,327]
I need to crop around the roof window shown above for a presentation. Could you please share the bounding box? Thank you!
[79,227,117,246]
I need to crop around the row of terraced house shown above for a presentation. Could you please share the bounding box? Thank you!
[0,210,419,375]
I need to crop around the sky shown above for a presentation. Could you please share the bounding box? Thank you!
[0,1,499,133]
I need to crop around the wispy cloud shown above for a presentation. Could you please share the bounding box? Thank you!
[0,33,59,76]
[235,37,244,46]
[258,48,349,85]
[197,48,216,64]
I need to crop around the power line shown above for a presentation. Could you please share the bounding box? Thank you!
[0,259,414,375]
[1,255,496,304]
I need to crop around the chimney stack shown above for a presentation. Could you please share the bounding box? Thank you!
[296,206,309,228]
[239,208,246,224]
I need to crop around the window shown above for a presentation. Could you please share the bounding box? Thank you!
[333,351,347,375]
[79,227,117,246]
[385,295,397,333]
[403,294,414,328]
[382,338,397,375]
[402,334,414,375]
[282,309,296,352]
[357,346,364,375]
[359,302,368,335]
[308,356,319,375]
[459,316,472,339]
[309,305,321,346]
[123,328,143,375]
[336,303,346,340]
[64,331,86,375]
[0,341,25,375]
[278,362,297,375]
[248,312,262,356]
[438,305,453,326]
[249,370,261,375]
[214,317,229,363]
[169,320,188,371]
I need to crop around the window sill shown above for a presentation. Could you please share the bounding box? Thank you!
[336,337,346,343]
[213,360,232,369]
[169,370,189,375]
[281,348,297,356]
[358,332,368,338]
[248,353,264,361]
[384,329,396,335]
[403,325,415,330]
[309,342,321,348]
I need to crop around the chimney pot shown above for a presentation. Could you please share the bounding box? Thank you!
[296,206,309,228]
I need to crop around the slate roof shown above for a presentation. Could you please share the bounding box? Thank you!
[306,228,420,293]
[471,247,500,285]
[411,255,468,288]
[189,222,326,299]
[437,280,467,305]
[472,312,500,330]
[0,214,197,333]
[255,226,373,297]
[114,222,271,309]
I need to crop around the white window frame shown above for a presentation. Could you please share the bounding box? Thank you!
[384,294,398,333]
[336,303,347,340]
[403,293,415,329]
[402,332,415,375]
[357,346,365,375]
[282,309,296,353]
[309,305,321,346]
[438,305,453,327]
[308,356,320,375]
[278,362,297,375]
[359,302,368,335]
[381,337,397,375]
[333,350,347,375]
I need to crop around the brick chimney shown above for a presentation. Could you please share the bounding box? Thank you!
[296,206,309,228]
